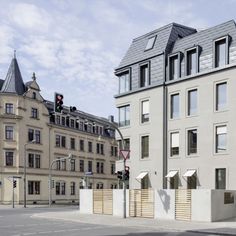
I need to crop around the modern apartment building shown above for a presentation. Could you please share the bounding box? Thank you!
[115,20,236,190]
[0,57,118,204]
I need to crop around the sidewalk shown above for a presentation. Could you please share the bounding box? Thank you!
[33,210,236,235]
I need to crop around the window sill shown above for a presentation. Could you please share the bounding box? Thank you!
[30,117,40,120]
[186,154,199,158]
[214,109,229,114]
[186,114,198,118]
[213,152,229,156]
[169,155,181,159]
[4,139,16,142]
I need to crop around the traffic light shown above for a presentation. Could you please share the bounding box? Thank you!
[124,167,130,181]
[117,171,123,180]
[13,180,16,188]
[54,93,64,113]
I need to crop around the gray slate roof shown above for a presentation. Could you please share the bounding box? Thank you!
[171,20,236,53]
[117,23,196,69]
[1,58,26,95]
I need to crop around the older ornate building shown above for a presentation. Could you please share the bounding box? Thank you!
[0,56,118,204]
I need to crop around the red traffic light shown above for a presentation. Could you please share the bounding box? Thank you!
[54,93,64,113]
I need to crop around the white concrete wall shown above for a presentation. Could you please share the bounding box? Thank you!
[211,190,236,221]
[191,189,211,222]
[79,189,93,214]
[155,189,175,220]
[112,189,129,217]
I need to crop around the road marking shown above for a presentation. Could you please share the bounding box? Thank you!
[38,231,52,234]
[53,230,66,233]
[23,233,36,235]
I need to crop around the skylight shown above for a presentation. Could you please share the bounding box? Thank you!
[145,36,156,51]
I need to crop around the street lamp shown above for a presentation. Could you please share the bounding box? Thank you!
[48,153,72,207]
[24,140,36,208]
[106,120,126,218]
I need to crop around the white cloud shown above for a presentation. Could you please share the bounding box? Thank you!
[9,3,52,32]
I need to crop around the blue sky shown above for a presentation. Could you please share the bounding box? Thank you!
[0,0,236,119]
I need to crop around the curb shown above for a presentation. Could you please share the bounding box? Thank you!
[188,230,236,236]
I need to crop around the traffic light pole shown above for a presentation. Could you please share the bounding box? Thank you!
[12,177,15,209]
[107,120,126,218]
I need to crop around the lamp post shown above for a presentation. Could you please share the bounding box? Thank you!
[24,140,36,208]
[106,120,126,218]
[48,153,72,207]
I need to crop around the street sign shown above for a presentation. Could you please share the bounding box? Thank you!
[120,150,130,160]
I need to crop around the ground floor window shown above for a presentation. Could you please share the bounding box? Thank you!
[28,181,40,195]
[215,168,226,189]
[170,175,179,189]
[56,181,66,195]
[70,182,75,195]
[187,175,197,189]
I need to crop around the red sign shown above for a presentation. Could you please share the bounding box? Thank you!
[120,150,130,160]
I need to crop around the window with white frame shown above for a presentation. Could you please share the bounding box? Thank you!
[216,82,227,111]
[216,125,227,153]
[31,108,38,119]
[70,182,75,195]
[28,128,41,144]
[5,103,14,114]
[28,181,40,195]
[188,89,197,116]
[56,181,66,195]
[5,126,13,140]
[170,132,179,156]
[170,93,179,119]
[28,153,40,168]
[141,100,149,123]
[5,151,13,166]
[118,105,130,127]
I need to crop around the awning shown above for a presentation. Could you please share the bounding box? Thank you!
[136,172,148,180]
[165,170,178,178]
[183,170,196,177]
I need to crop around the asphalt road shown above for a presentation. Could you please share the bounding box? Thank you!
[0,206,217,236]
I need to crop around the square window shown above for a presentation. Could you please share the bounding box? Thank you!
[145,36,156,50]
[5,152,13,166]
[5,103,14,114]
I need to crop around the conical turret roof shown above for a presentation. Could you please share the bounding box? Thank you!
[1,57,25,95]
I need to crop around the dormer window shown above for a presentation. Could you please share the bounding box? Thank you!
[119,70,130,94]
[140,63,150,87]
[185,46,199,76]
[32,92,36,99]
[214,36,230,68]
[168,53,181,80]
[145,36,156,51]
